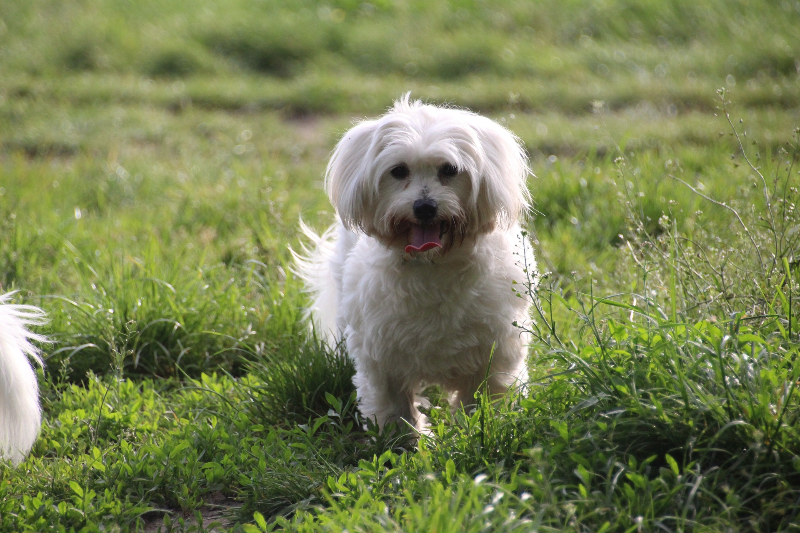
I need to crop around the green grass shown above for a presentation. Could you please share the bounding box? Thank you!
[0,0,799,530]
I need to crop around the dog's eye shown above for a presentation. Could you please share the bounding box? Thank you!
[438,163,459,178]
[390,164,410,179]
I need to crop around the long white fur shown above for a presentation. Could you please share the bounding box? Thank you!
[0,292,45,465]
[296,95,535,430]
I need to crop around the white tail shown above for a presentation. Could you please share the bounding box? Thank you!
[290,220,346,345]
[0,292,45,465]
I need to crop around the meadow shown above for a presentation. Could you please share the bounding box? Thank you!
[1,0,799,530]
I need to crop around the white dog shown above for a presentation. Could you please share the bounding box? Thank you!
[0,292,45,465]
[296,95,535,431]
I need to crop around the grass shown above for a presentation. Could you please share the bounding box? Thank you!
[0,0,799,530]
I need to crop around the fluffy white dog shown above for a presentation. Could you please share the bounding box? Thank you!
[296,95,535,431]
[0,292,45,465]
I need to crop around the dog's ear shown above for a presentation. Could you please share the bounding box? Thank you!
[469,116,531,228]
[325,120,379,231]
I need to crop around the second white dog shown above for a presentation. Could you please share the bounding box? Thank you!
[296,95,535,431]
[0,292,45,465]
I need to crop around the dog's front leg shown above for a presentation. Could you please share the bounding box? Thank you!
[353,364,421,430]
[451,340,530,413]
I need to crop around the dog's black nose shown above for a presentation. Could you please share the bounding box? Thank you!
[413,199,438,221]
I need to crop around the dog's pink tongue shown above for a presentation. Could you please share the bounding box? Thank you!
[405,223,442,253]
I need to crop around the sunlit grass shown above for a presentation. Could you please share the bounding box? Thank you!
[0,0,799,530]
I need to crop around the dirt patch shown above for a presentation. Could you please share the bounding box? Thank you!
[140,492,241,532]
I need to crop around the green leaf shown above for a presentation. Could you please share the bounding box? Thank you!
[169,440,190,459]
[325,392,342,413]
[254,511,267,530]
[358,458,377,475]
[665,454,680,476]
[69,481,84,498]
[550,420,569,442]
[737,333,767,345]
[445,459,455,484]
[378,450,395,466]
[311,415,329,435]
[569,453,590,469]
[575,464,591,487]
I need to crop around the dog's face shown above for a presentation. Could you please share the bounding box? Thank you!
[326,95,530,256]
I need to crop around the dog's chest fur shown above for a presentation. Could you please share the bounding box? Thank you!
[339,230,528,381]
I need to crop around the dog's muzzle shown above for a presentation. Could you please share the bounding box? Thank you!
[406,199,443,254]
